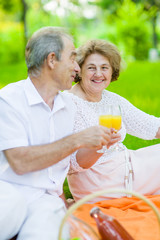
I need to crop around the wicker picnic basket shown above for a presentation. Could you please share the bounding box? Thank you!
[58,188,160,240]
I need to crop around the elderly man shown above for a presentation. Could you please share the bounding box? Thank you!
[0,27,120,240]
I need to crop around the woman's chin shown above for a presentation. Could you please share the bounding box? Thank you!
[91,85,105,94]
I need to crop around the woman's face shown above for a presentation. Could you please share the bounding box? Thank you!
[80,53,112,95]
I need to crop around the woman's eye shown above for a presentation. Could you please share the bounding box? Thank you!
[88,67,95,70]
[102,66,109,70]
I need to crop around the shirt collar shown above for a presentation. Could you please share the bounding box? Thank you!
[53,92,65,114]
[24,77,44,106]
[24,77,66,112]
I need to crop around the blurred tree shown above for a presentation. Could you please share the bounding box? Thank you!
[94,0,122,13]
[95,0,160,49]
[0,0,19,12]
[21,0,28,45]
[0,0,158,62]
[0,0,28,44]
[114,0,151,60]
[133,0,160,49]
[91,0,155,59]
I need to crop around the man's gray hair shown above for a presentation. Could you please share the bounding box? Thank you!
[25,26,72,77]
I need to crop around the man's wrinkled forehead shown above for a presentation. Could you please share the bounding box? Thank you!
[62,36,77,56]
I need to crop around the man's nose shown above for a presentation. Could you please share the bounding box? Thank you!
[74,61,80,73]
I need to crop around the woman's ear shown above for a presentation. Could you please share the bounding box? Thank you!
[47,52,56,69]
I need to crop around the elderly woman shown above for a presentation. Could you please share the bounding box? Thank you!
[66,39,160,203]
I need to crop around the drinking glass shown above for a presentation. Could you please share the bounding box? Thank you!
[111,105,122,133]
[97,104,122,153]
[111,104,123,151]
[97,105,112,153]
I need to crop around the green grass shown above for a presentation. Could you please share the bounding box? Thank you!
[1,61,160,198]
[0,61,27,89]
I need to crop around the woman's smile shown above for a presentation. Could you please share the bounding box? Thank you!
[80,53,112,94]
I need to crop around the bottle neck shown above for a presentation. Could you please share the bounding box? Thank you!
[91,210,112,223]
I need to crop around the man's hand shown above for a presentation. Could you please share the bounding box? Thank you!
[76,125,121,150]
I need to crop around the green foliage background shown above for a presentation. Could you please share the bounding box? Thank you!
[0,0,160,63]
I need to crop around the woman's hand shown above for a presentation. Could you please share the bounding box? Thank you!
[107,128,121,149]
[156,127,160,138]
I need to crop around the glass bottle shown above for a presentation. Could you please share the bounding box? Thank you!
[90,207,134,240]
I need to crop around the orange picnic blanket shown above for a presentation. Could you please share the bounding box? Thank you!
[73,195,160,240]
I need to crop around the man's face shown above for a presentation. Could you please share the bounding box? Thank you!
[53,37,80,91]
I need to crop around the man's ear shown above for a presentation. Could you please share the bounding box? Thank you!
[47,52,57,69]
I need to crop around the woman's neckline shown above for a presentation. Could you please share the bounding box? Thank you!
[67,90,106,104]
[67,83,106,103]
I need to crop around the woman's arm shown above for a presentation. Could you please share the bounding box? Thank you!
[76,131,121,169]
[115,94,160,140]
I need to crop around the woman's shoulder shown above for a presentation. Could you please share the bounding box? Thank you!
[103,90,135,115]
[63,90,83,102]
[103,89,124,101]
[62,91,89,113]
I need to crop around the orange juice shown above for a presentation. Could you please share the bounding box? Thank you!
[112,115,122,130]
[99,115,112,128]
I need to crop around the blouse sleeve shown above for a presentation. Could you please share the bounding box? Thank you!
[118,95,160,140]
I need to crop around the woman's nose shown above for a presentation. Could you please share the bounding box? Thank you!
[95,68,103,77]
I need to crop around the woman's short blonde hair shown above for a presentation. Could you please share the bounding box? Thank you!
[75,39,121,82]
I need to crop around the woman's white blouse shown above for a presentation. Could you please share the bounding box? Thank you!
[65,90,160,173]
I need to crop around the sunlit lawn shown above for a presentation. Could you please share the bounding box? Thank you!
[1,61,160,198]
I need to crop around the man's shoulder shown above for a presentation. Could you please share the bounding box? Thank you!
[0,80,28,114]
[0,80,26,101]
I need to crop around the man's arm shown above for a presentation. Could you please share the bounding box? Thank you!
[4,126,113,175]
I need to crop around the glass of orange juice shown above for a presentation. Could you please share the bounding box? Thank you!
[97,105,112,153]
[97,104,122,153]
